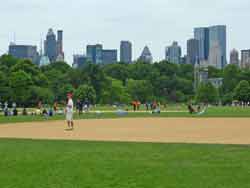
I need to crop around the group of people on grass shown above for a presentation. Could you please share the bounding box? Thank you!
[76,99,90,115]
[187,103,207,115]
[131,100,161,113]
[0,101,19,116]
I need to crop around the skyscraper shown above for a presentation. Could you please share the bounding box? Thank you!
[194,27,210,61]
[209,25,227,68]
[187,38,199,65]
[208,41,223,69]
[102,49,117,64]
[230,49,239,66]
[73,55,88,68]
[8,43,39,64]
[44,28,57,62]
[165,41,182,64]
[194,25,227,69]
[138,46,153,63]
[57,30,64,59]
[86,44,103,64]
[241,50,250,69]
[120,41,132,63]
[44,28,64,62]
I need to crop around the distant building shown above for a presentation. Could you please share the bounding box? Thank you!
[56,30,64,60]
[208,41,223,69]
[194,27,210,61]
[86,44,103,64]
[165,41,182,64]
[120,41,132,63]
[181,55,187,64]
[73,55,88,68]
[194,25,227,69]
[8,44,39,64]
[44,28,64,62]
[194,61,223,91]
[187,38,199,65]
[208,78,223,89]
[102,49,117,64]
[39,55,50,67]
[138,46,153,63]
[209,25,227,68]
[44,28,57,62]
[241,49,250,69]
[230,49,239,67]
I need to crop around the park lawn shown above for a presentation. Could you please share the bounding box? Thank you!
[0,139,250,188]
[0,106,250,124]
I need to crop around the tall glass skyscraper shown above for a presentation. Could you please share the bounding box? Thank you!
[194,27,210,61]
[120,41,132,63]
[44,28,64,62]
[57,30,64,58]
[194,25,227,69]
[44,28,57,62]
[102,49,117,64]
[86,44,103,64]
[209,25,227,68]
[187,38,199,65]
[165,41,182,64]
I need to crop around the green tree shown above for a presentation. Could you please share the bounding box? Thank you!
[234,80,250,102]
[9,71,33,106]
[0,55,18,69]
[103,64,129,85]
[41,61,71,74]
[74,85,96,104]
[58,84,75,102]
[100,79,131,104]
[196,82,219,104]
[208,66,222,78]
[30,86,54,105]
[127,79,153,102]
[0,71,11,101]
[222,64,240,93]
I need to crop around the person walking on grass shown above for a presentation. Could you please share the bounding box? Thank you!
[66,93,74,130]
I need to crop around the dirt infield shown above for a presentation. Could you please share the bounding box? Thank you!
[0,118,250,145]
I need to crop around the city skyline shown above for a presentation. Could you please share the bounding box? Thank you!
[0,0,250,63]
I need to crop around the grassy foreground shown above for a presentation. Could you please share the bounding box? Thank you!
[0,139,250,188]
[1,106,250,124]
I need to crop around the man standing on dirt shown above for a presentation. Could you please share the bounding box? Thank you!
[66,93,74,130]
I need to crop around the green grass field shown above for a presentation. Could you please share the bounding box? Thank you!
[0,106,250,124]
[0,139,250,188]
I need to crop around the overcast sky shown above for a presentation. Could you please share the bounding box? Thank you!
[1,0,250,63]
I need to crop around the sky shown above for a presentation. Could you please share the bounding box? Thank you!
[1,0,250,64]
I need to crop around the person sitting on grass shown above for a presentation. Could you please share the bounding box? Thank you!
[13,108,18,116]
[42,109,48,116]
[188,104,196,114]
[4,107,8,116]
[48,108,53,117]
[22,108,28,116]
[188,104,207,115]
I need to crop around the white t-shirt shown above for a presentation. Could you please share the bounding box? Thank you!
[66,99,74,113]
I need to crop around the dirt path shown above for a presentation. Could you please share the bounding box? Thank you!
[0,118,250,145]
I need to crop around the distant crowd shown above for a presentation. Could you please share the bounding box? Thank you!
[0,98,92,117]
[0,98,163,117]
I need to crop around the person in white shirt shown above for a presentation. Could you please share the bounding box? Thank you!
[66,93,74,129]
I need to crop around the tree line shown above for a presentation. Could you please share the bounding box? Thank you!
[0,55,249,107]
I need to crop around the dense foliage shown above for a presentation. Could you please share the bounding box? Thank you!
[0,55,250,106]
